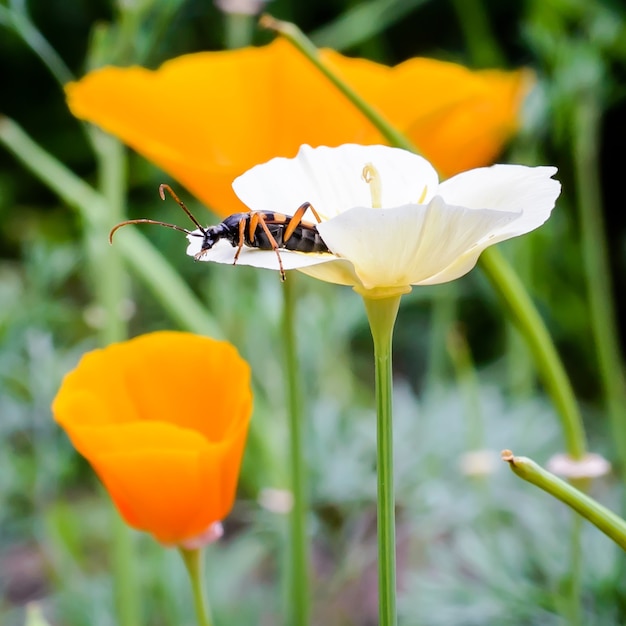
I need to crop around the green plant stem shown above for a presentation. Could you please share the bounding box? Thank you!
[572,94,626,466]
[480,248,587,459]
[502,451,626,551]
[363,295,401,626]
[449,0,504,67]
[0,3,74,85]
[91,131,129,345]
[283,276,310,626]
[0,116,222,339]
[309,0,430,50]
[91,132,140,626]
[446,325,484,450]
[179,549,215,626]
[224,12,255,49]
[110,515,140,626]
[260,14,417,153]
[564,514,583,626]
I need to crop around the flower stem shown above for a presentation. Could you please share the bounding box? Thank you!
[572,93,626,468]
[283,275,310,626]
[449,0,505,67]
[501,451,626,551]
[259,14,416,153]
[479,247,587,460]
[563,514,583,626]
[179,549,215,626]
[224,12,255,49]
[363,295,402,626]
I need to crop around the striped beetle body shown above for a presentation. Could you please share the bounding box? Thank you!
[109,185,330,280]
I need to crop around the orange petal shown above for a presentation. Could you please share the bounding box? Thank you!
[53,331,252,442]
[66,39,531,218]
[321,50,533,177]
[66,40,375,216]
[51,332,252,543]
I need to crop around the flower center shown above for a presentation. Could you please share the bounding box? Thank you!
[362,163,382,208]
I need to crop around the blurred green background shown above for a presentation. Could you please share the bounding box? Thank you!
[1,0,626,624]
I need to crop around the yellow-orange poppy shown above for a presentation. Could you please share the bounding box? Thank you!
[52,331,252,545]
[65,38,532,217]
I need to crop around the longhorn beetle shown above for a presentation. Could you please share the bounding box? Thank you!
[109,184,331,281]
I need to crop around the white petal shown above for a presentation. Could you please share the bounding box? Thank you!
[316,196,521,290]
[232,144,439,220]
[438,164,560,238]
[186,232,335,272]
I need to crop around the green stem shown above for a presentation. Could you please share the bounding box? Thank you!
[449,0,505,67]
[572,94,626,466]
[111,514,140,626]
[0,116,222,339]
[90,132,140,626]
[310,0,429,51]
[179,549,215,626]
[265,18,588,462]
[363,295,401,626]
[91,131,128,345]
[564,514,583,626]
[0,3,74,85]
[502,451,626,551]
[259,14,417,153]
[479,247,587,459]
[446,325,484,451]
[224,12,255,49]
[283,276,310,626]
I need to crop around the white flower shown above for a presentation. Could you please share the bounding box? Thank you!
[187,144,560,298]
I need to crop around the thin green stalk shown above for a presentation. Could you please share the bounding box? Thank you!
[363,295,402,626]
[449,0,505,67]
[502,451,626,551]
[110,516,140,626]
[283,276,310,626]
[480,247,587,459]
[260,14,417,153]
[224,12,255,49]
[572,94,626,466]
[261,18,588,461]
[179,549,215,626]
[90,131,128,345]
[0,116,221,339]
[563,514,583,626]
[426,284,457,389]
[91,133,140,626]
[310,0,430,50]
[0,3,74,85]
[446,325,484,451]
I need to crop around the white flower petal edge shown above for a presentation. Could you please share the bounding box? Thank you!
[438,164,560,239]
[314,196,520,291]
[232,144,439,220]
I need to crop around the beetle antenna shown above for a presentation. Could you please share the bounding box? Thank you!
[159,184,207,234]
[109,219,202,244]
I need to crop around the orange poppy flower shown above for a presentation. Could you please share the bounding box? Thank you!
[65,38,532,217]
[52,331,252,545]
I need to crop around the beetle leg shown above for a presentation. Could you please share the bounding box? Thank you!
[254,213,286,281]
[233,216,249,265]
[284,202,323,242]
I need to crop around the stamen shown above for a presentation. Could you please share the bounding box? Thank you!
[362,163,382,208]
[418,185,428,204]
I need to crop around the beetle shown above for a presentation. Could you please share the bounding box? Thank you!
[109,184,331,280]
